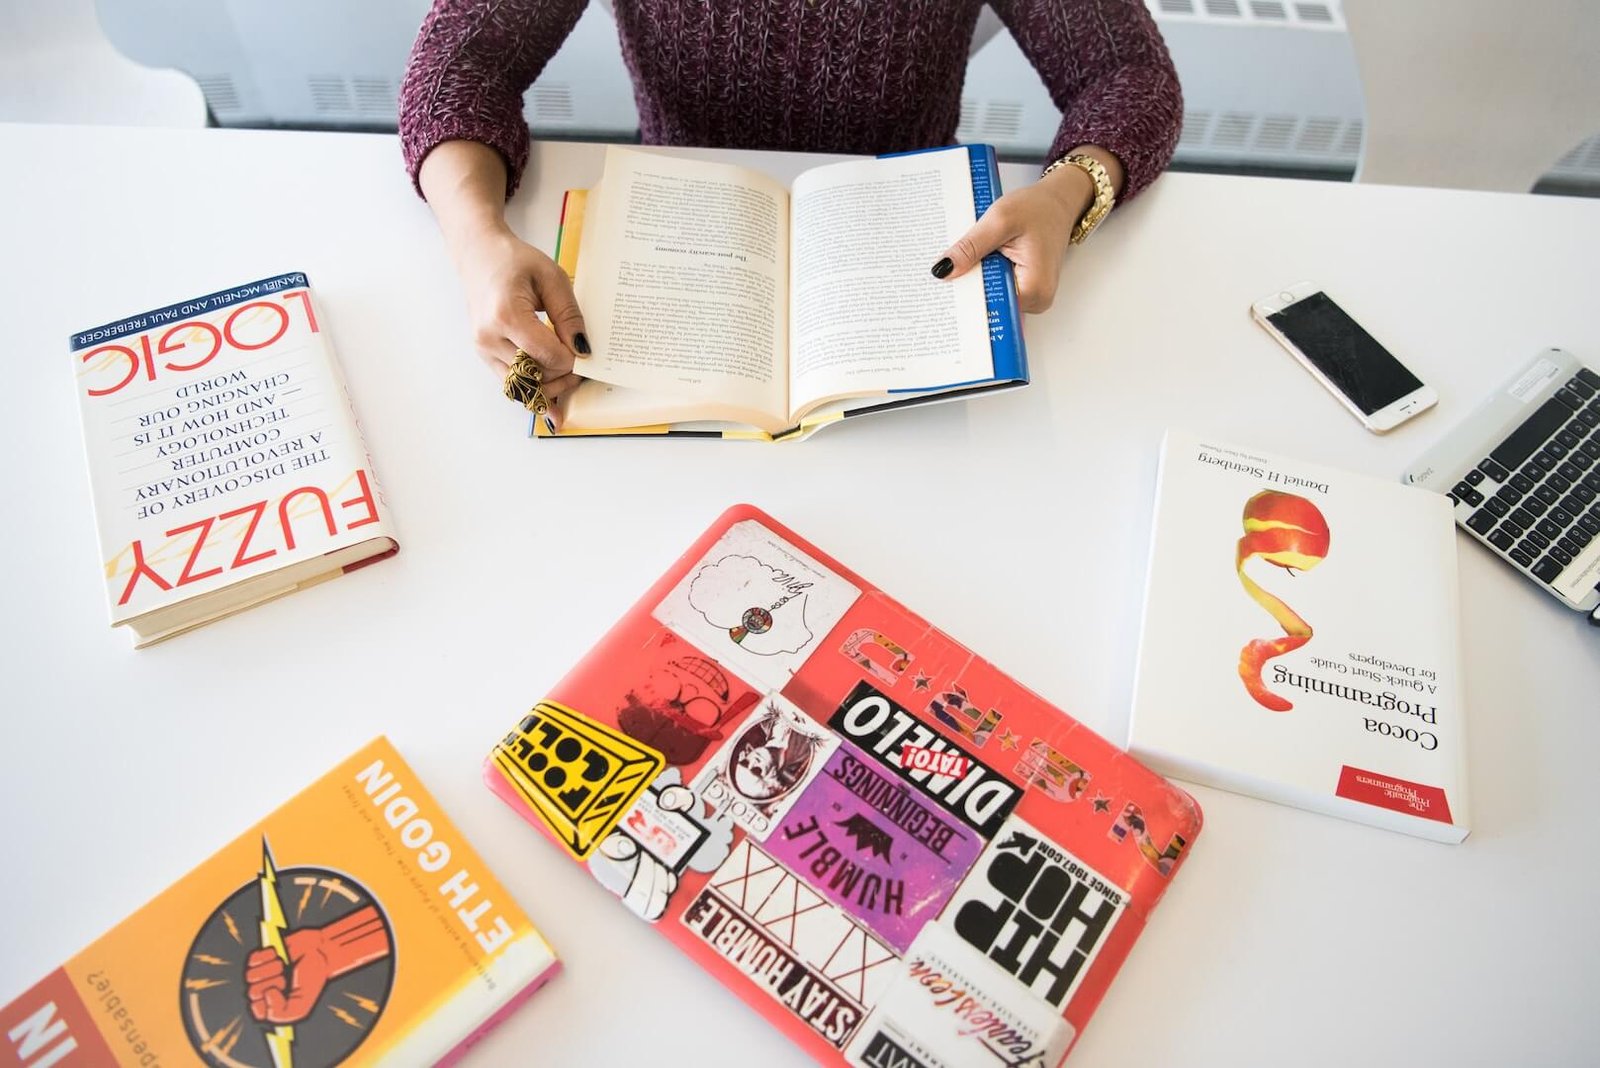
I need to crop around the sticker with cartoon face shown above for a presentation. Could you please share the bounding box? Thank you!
[692,693,838,840]
[587,768,738,922]
[616,643,762,767]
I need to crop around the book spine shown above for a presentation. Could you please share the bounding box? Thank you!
[969,145,1028,383]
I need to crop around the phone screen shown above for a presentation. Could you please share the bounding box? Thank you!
[1267,292,1422,415]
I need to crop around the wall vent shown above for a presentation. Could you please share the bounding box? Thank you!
[956,99,1027,144]
[1254,114,1297,151]
[194,74,241,114]
[1177,109,1213,148]
[1547,133,1600,181]
[1295,115,1341,153]
[308,75,353,114]
[351,77,395,117]
[1146,0,1343,28]
[1294,2,1335,23]
[1176,107,1361,166]
[1213,112,1255,149]
[531,84,576,124]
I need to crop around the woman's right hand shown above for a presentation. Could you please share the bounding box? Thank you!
[456,223,590,425]
[419,139,589,427]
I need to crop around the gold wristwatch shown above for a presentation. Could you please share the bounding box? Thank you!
[1043,152,1116,244]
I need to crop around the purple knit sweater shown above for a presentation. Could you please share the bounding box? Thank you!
[400,0,1181,201]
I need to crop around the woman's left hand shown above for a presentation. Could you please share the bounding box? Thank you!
[931,165,1096,314]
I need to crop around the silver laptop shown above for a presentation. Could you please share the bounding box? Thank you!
[1404,348,1600,622]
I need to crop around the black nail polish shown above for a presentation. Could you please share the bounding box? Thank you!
[573,332,591,355]
[931,257,954,279]
[544,416,557,434]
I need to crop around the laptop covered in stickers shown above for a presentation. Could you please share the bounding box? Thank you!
[483,504,1202,1067]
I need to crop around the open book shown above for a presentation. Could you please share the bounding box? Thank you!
[548,145,1028,441]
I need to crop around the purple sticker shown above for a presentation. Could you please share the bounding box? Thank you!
[765,741,985,953]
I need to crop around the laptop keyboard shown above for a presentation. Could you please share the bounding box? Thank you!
[1451,368,1600,590]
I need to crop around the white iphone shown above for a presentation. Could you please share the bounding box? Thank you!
[1251,282,1437,433]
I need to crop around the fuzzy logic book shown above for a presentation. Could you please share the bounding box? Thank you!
[485,504,1202,1067]
[1128,430,1469,843]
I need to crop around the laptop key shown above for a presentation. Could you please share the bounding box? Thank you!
[1580,515,1600,535]
[1538,518,1563,540]
[1479,458,1511,481]
[1485,497,1510,517]
[1465,468,1485,485]
[1563,494,1587,515]
[1510,472,1535,493]
[1465,509,1497,534]
[1533,452,1558,471]
[1550,545,1574,566]
[1510,547,1534,567]
[1582,439,1600,458]
[1578,409,1600,428]
[1557,429,1583,449]
[1547,473,1572,493]
[1577,367,1600,390]
[1501,519,1525,538]
[1510,506,1537,527]
[1558,535,1581,556]
[1571,527,1593,549]
[1535,485,1561,505]
[1577,485,1599,504]
[1532,556,1565,583]
[1546,441,1570,460]
[1551,507,1577,528]
[1495,485,1522,505]
[1558,461,1583,481]
[1489,529,1517,551]
[1584,472,1600,493]
[1522,533,1549,553]
[1555,388,1585,410]
[1572,451,1594,471]
[1570,376,1598,399]
[1524,496,1549,516]
[1495,398,1580,469]
[1522,461,1547,482]
[1452,481,1483,505]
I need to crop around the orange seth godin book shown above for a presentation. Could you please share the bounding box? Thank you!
[485,504,1202,1067]
[0,738,558,1068]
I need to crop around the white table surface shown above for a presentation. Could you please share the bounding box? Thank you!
[2,123,1597,1067]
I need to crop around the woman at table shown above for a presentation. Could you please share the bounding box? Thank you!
[400,0,1181,424]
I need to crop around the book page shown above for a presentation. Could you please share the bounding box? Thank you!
[574,148,790,426]
[788,151,991,418]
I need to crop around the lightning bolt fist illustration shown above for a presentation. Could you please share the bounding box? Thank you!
[258,838,297,1068]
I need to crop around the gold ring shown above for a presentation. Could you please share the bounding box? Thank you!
[503,350,547,411]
